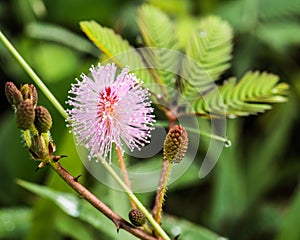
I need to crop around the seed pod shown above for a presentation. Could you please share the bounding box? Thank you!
[5,82,23,106]
[128,209,146,227]
[34,106,52,133]
[163,125,188,164]
[16,99,35,130]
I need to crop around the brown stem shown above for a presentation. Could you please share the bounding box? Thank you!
[116,146,136,209]
[50,161,157,240]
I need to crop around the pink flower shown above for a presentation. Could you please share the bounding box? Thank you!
[67,63,155,163]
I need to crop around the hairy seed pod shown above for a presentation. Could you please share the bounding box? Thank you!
[163,125,188,163]
[16,99,35,130]
[34,106,52,133]
[128,209,146,227]
[5,82,23,107]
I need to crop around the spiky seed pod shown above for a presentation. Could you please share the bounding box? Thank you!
[128,209,146,227]
[5,82,23,107]
[34,106,52,133]
[16,99,35,130]
[163,125,188,164]
[29,84,38,107]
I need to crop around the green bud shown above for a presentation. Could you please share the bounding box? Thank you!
[20,84,38,106]
[29,134,48,160]
[5,82,23,106]
[29,84,38,107]
[16,99,35,130]
[128,209,146,227]
[20,84,30,100]
[163,125,188,164]
[34,106,52,133]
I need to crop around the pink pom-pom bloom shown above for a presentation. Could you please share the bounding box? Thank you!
[67,63,155,163]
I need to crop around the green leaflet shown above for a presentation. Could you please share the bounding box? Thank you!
[80,7,289,118]
[191,71,289,117]
[80,21,154,86]
[137,4,179,96]
[182,15,233,100]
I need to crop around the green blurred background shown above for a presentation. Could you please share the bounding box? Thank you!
[1,0,300,239]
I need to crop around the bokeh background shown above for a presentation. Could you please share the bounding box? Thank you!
[1,0,300,239]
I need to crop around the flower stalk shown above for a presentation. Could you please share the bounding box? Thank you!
[152,125,188,229]
[116,146,136,209]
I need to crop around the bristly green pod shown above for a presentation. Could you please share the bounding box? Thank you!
[163,125,188,164]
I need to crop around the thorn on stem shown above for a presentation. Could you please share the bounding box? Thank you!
[115,222,121,233]
[52,155,67,162]
[73,175,82,182]
[35,162,47,171]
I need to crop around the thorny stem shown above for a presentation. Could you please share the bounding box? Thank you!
[49,161,157,240]
[116,146,136,209]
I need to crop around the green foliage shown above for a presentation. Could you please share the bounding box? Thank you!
[80,21,154,85]
[18,179,226,240]
[137,4,179,91]
[0,208,31,238]
[185,16,233,81]
[1,1,298,240]
[182,15,233,99]
[191,71,289,117]
[81,4,287,117]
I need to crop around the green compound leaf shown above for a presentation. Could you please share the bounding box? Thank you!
[191,71,289,117]
[137,4,180,94]
[80,21,154,86]
[182,16,233,99]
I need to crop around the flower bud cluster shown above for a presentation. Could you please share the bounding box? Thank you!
[5,82,55,163]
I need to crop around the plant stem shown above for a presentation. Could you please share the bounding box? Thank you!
[100,159,171,240]
[0,31,67,119]
[49,161,157,240]
[116,146,136,209]
[152,160,172,225]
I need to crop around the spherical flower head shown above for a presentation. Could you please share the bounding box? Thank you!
[67,63,155,163]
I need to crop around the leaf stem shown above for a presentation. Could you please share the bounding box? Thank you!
[0,31,67,119]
